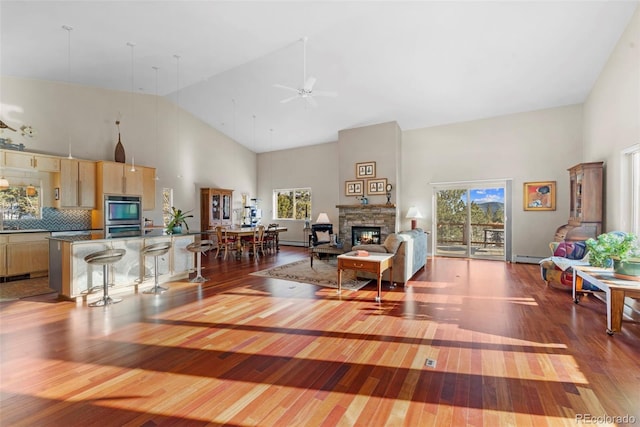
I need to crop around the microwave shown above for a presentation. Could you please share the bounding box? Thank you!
[104,195,142,227]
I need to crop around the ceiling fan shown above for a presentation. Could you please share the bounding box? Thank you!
[273,37,337,107]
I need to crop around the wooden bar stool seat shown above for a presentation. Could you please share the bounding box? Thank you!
[84,248,126,307]
[142,242,172,294]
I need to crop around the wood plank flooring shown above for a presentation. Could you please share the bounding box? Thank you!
[1,247,639,426]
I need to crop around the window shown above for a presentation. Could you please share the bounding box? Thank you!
[274,188,311,220]
[622,145,640,235]
[0,183,41,220]
[162,187,173,227]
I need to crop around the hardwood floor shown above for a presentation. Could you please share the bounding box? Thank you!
[1,247,639,426]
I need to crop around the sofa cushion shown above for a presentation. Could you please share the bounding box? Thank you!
[383,233,408,254]
[353,244,387,253]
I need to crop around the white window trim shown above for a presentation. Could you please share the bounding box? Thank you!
[620,144,640,235]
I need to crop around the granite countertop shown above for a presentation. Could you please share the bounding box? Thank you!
[46,229,208,242]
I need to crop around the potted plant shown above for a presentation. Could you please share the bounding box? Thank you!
[585,231,640,280]
[166,207,193,234]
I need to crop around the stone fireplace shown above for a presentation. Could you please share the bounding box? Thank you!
[352,226,381,245]
[337,204,397,248]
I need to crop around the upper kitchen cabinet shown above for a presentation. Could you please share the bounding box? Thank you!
[53,158,96,209]
[142,166,156,211]
[1,150,60,172]
[96,161,143,196]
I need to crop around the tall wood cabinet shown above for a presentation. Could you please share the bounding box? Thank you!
[54,159,96,209]
[200,188,233,230]
[555,162,604,241]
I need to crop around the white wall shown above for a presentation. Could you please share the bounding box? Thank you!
[0,76,256,228]
[402,105,583,258]
[583,6,640,232]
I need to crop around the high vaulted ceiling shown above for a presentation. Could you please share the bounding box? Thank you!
[1,1,637,153]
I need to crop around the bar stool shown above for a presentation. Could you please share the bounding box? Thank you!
[186,239,215,282]
[141,242,172,294]
[84,248,126,307]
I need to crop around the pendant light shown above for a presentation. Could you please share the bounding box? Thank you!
[63,25,73,159]
[152,66,160,180]
[127,42,136,172]
[0,176,8,189]
[174,54,182,179]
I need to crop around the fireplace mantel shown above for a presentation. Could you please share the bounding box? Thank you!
[336,204,396,208]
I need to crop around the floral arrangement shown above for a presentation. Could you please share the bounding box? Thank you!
[166,207,193,233]
[585,231,640,268]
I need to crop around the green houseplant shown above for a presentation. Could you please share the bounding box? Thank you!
[585,231,640,279]
[166,207,193,234]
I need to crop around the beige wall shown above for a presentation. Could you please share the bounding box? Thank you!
[402,105,583,258]
[583,6,640,231]
[0,76,256,227]
[257,142,339,244]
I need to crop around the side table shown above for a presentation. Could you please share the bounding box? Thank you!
[337,252,394,302]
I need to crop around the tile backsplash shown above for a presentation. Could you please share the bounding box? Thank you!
[4,207,92,231]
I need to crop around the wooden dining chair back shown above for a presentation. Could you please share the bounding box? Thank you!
[215,226,235,260]
[244,225,265,257]
[265,223,279,253]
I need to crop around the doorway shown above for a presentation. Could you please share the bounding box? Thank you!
[432,180,511,261]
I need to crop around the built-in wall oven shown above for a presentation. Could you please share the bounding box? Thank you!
[104,195,142,238]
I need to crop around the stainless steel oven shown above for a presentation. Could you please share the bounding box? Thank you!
[104,195,142,238]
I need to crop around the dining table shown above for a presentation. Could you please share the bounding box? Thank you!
[223,225,288,257]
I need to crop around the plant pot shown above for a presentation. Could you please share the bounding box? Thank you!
[613,258,640,281]
[172,225,182,234]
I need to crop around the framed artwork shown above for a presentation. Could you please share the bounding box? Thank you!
[367,178,387,195]
[523,181,556,211]
[355,161,376,179]
[345,180,364,196]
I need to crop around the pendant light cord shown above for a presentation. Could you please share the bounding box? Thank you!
[63,25,73,159]
[127,42,136,172]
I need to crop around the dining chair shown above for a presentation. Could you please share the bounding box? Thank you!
[215,226,236,260]
[243,225,265,257]
[264,223,279,253]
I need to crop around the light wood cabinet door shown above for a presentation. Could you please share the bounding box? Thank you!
[142,166,156,210]
[0,243,6,277]
[100,162,143,195]
[3,151,60,172]
[5,233,50,276]
[58,159,96,209]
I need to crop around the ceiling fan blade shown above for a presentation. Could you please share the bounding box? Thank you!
[312,90,338,97]
[305,96,318,108]
[304,76,316,91]
[273,83,299,93]
[280,95,299,104]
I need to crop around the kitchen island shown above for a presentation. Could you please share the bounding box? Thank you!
[48,229,197,302]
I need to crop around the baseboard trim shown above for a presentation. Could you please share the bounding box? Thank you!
[514,255,543,264]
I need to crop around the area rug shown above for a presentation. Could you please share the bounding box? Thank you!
[251,259,371,290]
[0,278,56,302]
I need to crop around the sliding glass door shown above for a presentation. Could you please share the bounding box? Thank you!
[433,181,509,261]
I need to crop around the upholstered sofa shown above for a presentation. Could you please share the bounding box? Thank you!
[352,228,428,285]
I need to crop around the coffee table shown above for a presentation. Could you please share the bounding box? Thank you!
[310,244,349,267]
[572,265,640,335]
[337,252,394,302]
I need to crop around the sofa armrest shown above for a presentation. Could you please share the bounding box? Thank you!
[352,244,388,253]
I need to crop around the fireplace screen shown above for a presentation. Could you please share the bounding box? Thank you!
[352,226,381,245]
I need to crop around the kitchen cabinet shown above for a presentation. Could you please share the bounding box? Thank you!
[142,166,156,210]
[200,188,233,229]
[96,161,143,196]
[0,232,50,278]
[2,150,60,172]
[54,159,96,209]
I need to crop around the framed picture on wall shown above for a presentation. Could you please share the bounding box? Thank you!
[523,181,556,211]
[345,180,364,196]
[355,161,376,179]
[367,178,387,195]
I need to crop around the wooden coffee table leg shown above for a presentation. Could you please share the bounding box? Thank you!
[337,268,342,294]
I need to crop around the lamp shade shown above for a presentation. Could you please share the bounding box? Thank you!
[406,207,423,219]
[406,206,423,230]
[316,213,331,223]
[0,177,9,189]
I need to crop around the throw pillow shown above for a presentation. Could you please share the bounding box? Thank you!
[316,230,330,243]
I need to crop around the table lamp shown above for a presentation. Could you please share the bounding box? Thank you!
[406,207,423,230]
[316,213,331,223]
